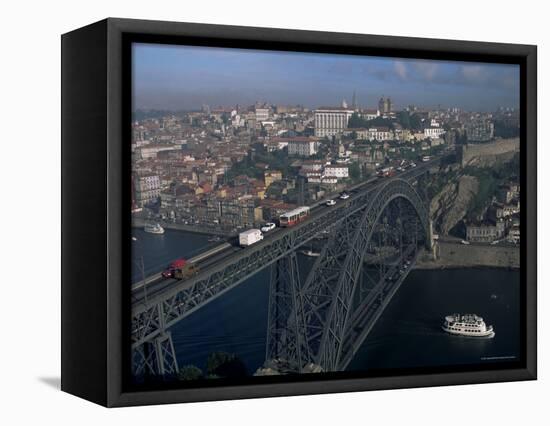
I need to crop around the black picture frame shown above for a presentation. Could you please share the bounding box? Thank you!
[61,17,537,407]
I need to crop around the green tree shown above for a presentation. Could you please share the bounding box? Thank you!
[398,111,411,129]
[408,113,422,131]
[368,116,394,129]
[349,162,361,180]
[347,112,368,128]
[178,365,203,381]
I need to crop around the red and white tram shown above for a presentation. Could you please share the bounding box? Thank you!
[279,206,310,227]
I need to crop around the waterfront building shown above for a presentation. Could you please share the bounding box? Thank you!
[134,173,161,207]
[314,107,354,137]
[466,220,505,243]
[219,197,263,228]
[508,224,520,244]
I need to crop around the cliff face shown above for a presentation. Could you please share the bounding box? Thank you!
[430,174,478,234]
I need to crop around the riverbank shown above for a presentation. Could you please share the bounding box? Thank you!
[132,217,235,237]
[415,240,520,270]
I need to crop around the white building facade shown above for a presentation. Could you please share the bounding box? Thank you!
[368,127,392,141]
[134,173,161,206]
[287,138,319,156]
[424,127,446,139]
[323,165,349,179]
[255,108,270,121]
[314,107,354,137]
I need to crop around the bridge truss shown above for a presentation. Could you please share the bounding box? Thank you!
[265,178,429,373]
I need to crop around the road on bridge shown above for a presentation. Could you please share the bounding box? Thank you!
[131,152,447,308]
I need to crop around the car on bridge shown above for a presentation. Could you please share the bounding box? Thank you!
[326,199,336,206]
[261,222,276,233]
[339,192,350,200]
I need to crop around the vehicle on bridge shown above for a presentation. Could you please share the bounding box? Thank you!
[279,206,310,227]
[261,222,276,233]
[326,199,336,206]
[161,258,187,278]
[239,229,264,246]
[377,167,395,178]
[339,192,350,200]
[173,263,200,280]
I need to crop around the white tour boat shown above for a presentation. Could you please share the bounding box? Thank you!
[144,222,165,235]
[442,313,495,338]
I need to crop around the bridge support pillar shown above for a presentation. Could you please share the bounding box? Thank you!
[132,331,179,379]
[265,252,307,373]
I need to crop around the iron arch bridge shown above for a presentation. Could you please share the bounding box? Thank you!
[265,178,429,373]
[131,176,432,378]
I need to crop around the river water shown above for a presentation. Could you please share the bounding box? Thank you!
[131,228,521,375]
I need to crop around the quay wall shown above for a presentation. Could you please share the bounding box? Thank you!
[132,217,235,237]
[416,241,519,269]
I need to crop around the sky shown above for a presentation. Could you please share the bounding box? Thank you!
[132,43,520,112]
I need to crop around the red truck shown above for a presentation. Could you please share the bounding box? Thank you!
[162,258,187,278]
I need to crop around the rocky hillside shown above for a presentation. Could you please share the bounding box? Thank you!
[429,174,479,235]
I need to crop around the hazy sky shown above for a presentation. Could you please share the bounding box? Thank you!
[132,43,520,112]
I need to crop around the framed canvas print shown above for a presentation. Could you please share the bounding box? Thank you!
[61,18,537,407]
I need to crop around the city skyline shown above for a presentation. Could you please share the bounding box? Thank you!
[132,43,520,112]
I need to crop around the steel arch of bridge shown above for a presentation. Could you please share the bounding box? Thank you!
[266,178,429,373]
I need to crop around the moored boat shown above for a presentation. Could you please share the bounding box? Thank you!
[300,249,321,257]
[144,222,165,234]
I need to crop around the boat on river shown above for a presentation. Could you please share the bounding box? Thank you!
[144,222,165,234]
[442,313,495,338]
